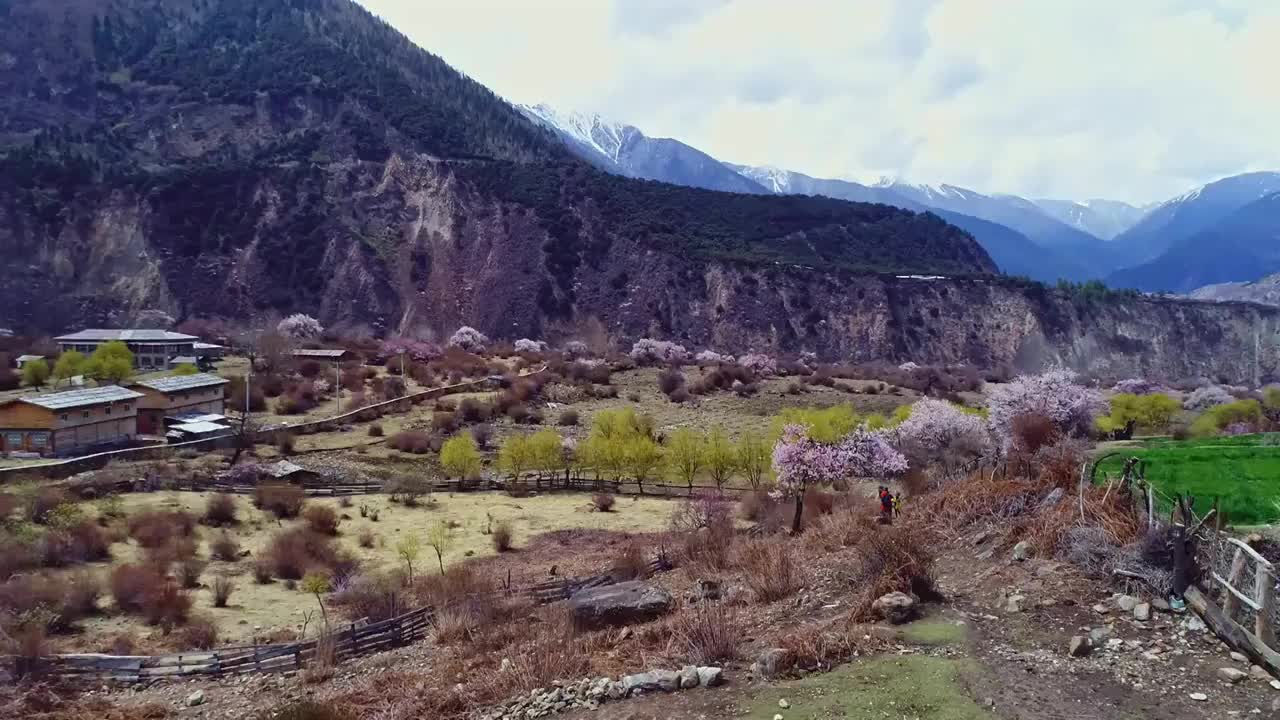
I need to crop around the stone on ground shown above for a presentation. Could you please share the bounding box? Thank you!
[1218,667,1248,684]
[1005,595,1025,613]
[1068,636,1092,657]
[752,648,795,679]
[1133,603,1151,621]
[569,581,674,629]
[1115,595,1139,612]
[696,666,724,688]
[1012,541,1031,561]
[871,591,918,624]
[678,665,700,690]
[1189,692,1208,701]
[185,690,205,707]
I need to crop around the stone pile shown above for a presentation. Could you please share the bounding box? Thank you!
[480,666,724,720]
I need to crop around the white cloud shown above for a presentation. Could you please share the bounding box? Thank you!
[357,0,1280,204]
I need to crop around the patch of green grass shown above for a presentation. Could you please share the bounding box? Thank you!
[742,656,988,720]
[1094,433,1280,525]
[901,618,968,646]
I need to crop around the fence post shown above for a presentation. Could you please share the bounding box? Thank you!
[350,622,359,656]
[1257,566,1275,647]
[1225,549,1247,617]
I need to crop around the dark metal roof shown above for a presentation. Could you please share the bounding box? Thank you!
[55,329,198,343]
[15,385,143,410]
[133,373,229,393]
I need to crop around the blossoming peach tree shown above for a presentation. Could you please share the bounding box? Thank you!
[771,424,908,533]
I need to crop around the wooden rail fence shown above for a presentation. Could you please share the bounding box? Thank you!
[6,556,670,683]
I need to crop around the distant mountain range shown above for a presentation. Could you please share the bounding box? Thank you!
[527,103,1280,290]
[518,104,767,194]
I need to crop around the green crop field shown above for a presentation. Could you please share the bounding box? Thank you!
[1094,434,1280,525]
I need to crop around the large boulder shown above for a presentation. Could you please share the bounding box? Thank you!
[570,581,673,629]
[871,591,918,624]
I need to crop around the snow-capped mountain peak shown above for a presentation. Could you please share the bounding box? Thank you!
[518,103,631,163]
[732,165,796,194]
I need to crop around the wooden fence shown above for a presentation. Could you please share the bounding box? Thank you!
[7,556,670,683]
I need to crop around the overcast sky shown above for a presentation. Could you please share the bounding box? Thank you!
[356,0,1279,205]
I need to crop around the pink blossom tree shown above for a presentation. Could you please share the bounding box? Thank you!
[739,353,778,376]
[771,424,907,533]
[381,337,441,362]
[894,398,989,479]
[695,349,734,365]
[514,338,548,353]
[987,369,1106,453]
[563,341,590,359]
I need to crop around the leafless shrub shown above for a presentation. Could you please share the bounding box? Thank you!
[668,602,740,664]
[736,537,803,603]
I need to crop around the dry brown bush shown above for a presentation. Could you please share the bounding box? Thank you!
[177,558,206,589]
[389,430,432,454]
[127,509,196,549]
[778,616,882,673]
[212,575,235,608]
[28,487,72,524]
[667,602,740,664]
[254,483,307,519]
[211,531,240,561]
[842,526,940,620]
[303,505,341,535]
[110,564,164,614]
[333,572,403,623]
[491,520,513,552]
[179,614,219,649]
[591,493,616,512]
[609,543,649,581]
[203,493,238,526]
[266,527,350,581]
[357,527,376,548]
[736,537,803,602]
[142,580,192,630]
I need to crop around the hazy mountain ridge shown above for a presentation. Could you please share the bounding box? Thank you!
[1,0,1277,383]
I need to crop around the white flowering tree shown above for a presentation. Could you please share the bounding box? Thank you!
[629,338,690,365]
[895,398,989,479]
[695,349,734,365]
[277,313,324,340]
[514,338,548,353]
[986,369,1107,453]
[771,424,908,533]
[448,326,490,353]
[739,353,778,376]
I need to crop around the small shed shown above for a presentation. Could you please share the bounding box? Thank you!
[15,355,43,369]
[291,348,349,362]
[261,460,321,484]
[165,420,231,442]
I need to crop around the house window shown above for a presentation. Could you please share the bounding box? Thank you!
[5,432,20,448]
[123,404,131,411]
[60,414,68,422]
[83,411,90,419]
[106,406,112,415]
[30,433,47,448]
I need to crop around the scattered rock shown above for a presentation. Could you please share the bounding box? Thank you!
[1038,487,1065,508]
[773,715,784,720]
[693,579,722,602]
[1068,636,1092,657]
[1115,595,1139,612]
[1190,692,1208,701]
[622,669,680,694]
[1270,679,1280,691]
[1133,603,1151,621]
[697,666,724,688]
[1183,617,1207,633]
[570,581,674,629]
[1230,651,1249,664]
[1005,595,1026,613]
[871,592,918,624]
[752,648,795,679]
[1012,541,1031,561]
[1092,603,1110,614]
[1151,597,1171,612]
[778,699,790,709]
[1219,668,1249,684]
[500,658,512,672]
[1251,665,1271,681]
[185,690,205,707]
[1089,626,1112,644]
[678,666,700,690]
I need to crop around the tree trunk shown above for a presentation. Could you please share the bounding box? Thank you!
[791,492,805,534]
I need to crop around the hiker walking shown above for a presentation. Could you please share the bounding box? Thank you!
[878,485,894,524]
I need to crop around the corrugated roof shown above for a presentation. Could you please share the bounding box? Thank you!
[133,373,229,393]
[16,355,43,362]
[16,386,143,410]
[192,342,225,350]
[168,356,199,365]
[170,421,230,434]
[263,460,309,478]
[55,329,198,342]
[291,348,347,358]
[171,412,226,424]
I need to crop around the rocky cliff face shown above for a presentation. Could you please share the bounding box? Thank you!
[3,155,1277,384]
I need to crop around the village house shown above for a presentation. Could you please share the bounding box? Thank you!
[55,329,199,370]
[130,373,229,435]
[0,386,142,456]
[15,354,44,369]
